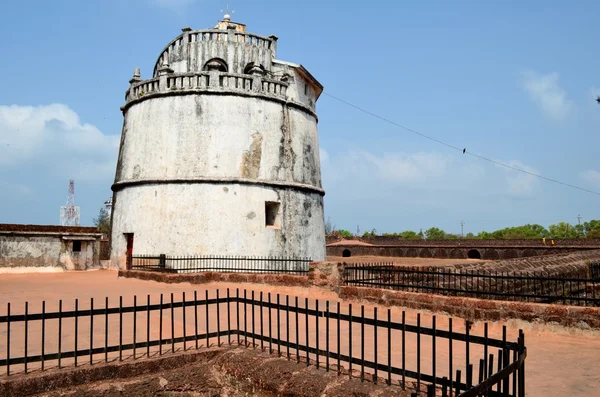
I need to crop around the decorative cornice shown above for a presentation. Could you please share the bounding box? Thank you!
[112,177,325,196]
[120,87,318,121]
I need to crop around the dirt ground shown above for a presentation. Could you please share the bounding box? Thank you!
[326,255,484,266]
[0,270,599,397]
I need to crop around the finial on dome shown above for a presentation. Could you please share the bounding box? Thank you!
[220,1,234,21]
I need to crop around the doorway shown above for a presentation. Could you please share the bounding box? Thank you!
[125,233,134,269]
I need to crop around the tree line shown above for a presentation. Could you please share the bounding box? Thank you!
[325,218,600,239]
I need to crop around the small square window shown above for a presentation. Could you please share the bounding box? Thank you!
[73,240,82,252]
[265,201,281,228]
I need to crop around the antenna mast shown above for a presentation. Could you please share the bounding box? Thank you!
[60,179,81,226]
[221,0,234,20]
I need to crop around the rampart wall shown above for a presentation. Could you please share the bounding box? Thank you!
[326,238,600,260]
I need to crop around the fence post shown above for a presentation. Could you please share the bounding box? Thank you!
[159,254,166,269]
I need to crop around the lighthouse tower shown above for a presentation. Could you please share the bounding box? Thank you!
[110,14,326,267]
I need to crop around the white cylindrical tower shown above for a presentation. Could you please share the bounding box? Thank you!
[110,17,325,268]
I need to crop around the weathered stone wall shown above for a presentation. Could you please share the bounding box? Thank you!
[0,234,100,270]
[0,347,404,397]
[119,268,311,287]
[327,235,600,247]
[327,244,592,260]
[340,286,600,329]
[119,261,338,288]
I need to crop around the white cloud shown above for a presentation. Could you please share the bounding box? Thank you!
[321,148,540,205]
[322,149,486,189]
[521,70,574,121]
[320,148,549,232]
[0,104,119,181]
[497,160,540,197]
[580,169,600,186]
[356,151,448,183]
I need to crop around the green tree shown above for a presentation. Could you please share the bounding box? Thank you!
[424,227,446,240]
[587,229,600,238]
[337,229,353,238]
[93,207,111,236]
[583,220,600,236]
[399,230,420,239]
[548,222,578,238]
[362,228,377,237]
[476,231,494,239]
[485,224,548,239]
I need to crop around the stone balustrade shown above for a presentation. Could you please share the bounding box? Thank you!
[130,78,160,98]
[126,72,289,104]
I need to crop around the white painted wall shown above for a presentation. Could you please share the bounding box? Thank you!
[111,184,325,267]
[116,95,322,188]
[111,94,326,266]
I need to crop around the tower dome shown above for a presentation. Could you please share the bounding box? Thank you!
[110,18,325,267]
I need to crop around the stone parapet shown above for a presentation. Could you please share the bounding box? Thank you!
[125,72,291,108]
[118,269,311,288]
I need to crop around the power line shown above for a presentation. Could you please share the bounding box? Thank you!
[322,92,600,197]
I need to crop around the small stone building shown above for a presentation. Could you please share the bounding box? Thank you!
[0,224,103,271]
[110,14,326,267]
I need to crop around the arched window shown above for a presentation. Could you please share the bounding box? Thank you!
[342,249,352,258]
[244,62,265,76]
[203,58,228,72]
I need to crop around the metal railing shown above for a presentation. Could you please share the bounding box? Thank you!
[129,254,311,275]
[344,263,600,307]
[0,290,526,396]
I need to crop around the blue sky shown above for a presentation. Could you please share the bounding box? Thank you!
[1,0,599,235]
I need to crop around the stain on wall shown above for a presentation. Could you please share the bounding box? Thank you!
[240,132,263,179]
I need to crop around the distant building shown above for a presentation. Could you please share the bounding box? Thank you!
[110,14,326,267]
[0,224,103,271]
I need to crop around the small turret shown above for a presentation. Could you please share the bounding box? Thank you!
[129,67,141,84]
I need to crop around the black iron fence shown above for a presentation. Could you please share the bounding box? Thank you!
[591,261,600,280]
[344,263,600,307]
[0,290,526,396]
[129,254,311,274]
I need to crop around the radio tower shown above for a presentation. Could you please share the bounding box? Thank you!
[104,196,113,218]
[60,179,80,226]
